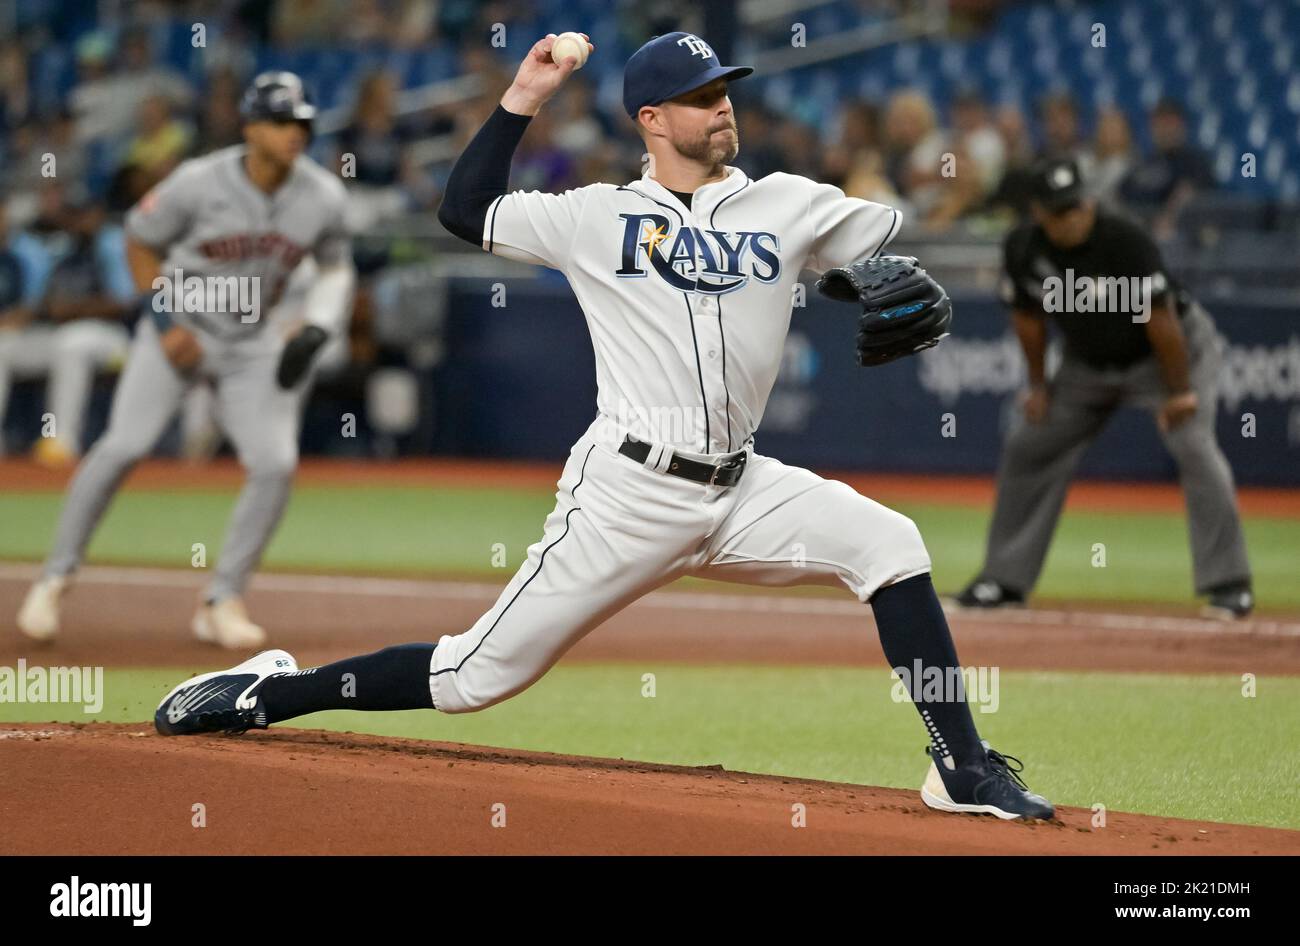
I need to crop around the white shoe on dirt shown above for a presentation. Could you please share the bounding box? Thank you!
[192,596,268,650]
[17,576,69,641]
[155,649,298,736]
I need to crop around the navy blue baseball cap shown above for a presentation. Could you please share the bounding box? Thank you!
[623,32,753,120]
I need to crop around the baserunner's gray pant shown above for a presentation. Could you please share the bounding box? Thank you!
[981,303,1251,596]
[43,318,309,602]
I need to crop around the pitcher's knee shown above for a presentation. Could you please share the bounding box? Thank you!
[853,507,930,596]
[885,509,930,567]
[431,672,528,714]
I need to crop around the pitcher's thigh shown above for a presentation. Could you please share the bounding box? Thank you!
[699,464,931,602]
[428,444,691,713]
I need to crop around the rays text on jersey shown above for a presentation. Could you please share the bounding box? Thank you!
[615,213,780,293]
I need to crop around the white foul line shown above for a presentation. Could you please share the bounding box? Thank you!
[0,561,1296,637]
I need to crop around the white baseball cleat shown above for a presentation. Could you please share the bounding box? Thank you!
[17,575,69,641]
[155,649,298,736]
[192,596,268,649]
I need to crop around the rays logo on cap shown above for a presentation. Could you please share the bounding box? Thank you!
[677,34,714,59]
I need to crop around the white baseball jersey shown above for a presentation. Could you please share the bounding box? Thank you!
[483,166,901,454]
[426,166,930,714]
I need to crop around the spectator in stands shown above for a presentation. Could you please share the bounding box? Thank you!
[574,138,636,197]
[24,192,134,465]
[513,107,576,193]
[336,70,419,226]
[122,94,194,187]
[550,80,606,159]
[458,44,514,104]
[0,200,53,455]
[194,66,245,155]
[951,90,1005,197]
[69,28,194,148]
[776,118,821,181]
[1121,98,1214,240]
[0,41,32,132]
[984,103,1038,220]
[341,0,392,44]
[338,71,413,188]
[0,199,53,337]
[106,93,195,213]
[384,0,437,48]
[823,99,898,206]
[272,0,352,46]
[27,182,74,252]
[882,89,947,219]
[10,109,91,202]
[1082,107,1135,208]
[732,104,786,181]
[1037,92,1083,160]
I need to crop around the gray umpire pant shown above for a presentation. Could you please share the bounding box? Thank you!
[981,302,1251,596]
[43,318,309,603]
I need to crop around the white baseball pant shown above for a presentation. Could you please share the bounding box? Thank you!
[428,414,932,712]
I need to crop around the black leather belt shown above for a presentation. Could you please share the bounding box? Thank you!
[618,436,748,487]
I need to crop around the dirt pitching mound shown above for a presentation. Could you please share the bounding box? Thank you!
[3,724,1296,855]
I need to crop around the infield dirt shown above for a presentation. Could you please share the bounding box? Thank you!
[4,723,1299,855]
[2,566,1299,855]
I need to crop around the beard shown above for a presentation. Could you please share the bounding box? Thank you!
[672,117,740,167]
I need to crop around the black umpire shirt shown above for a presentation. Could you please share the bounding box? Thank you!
[1001,212,1189,370]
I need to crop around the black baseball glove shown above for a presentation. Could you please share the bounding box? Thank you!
[276,325,329,389]
[815,255,952,367]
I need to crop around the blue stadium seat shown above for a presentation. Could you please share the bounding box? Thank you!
[8,0,1296,202]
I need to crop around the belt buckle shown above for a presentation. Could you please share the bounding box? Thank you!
[708,452,744,487]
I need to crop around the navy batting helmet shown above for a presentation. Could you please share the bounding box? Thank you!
[240,71,316,129]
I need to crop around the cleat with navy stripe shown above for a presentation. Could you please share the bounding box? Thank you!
[920,741,1055,820]
[155,649,297,736]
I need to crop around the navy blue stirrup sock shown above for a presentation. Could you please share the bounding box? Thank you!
[259,643,436,723]
[870,574,984,768]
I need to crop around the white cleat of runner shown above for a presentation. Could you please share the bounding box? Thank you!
[192,596,268,649]
[16,576,69,641]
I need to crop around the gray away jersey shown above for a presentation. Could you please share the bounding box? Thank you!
[125,145,349,339]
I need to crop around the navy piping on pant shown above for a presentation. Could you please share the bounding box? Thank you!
[431,443,596,684]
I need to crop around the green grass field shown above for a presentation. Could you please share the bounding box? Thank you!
[1,483,1298,606]
[4,481,1298,831]
[8,665,1297,829]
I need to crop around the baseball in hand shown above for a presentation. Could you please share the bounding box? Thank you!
[551,32,589,69]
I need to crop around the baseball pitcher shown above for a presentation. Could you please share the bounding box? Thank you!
[153,36,1053,820]
[17,72,355,648]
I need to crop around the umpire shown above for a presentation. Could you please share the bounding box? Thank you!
[954,158,1253,618]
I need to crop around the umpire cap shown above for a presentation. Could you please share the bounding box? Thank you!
[240,71,317,129]
[1031,157,1086,213]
